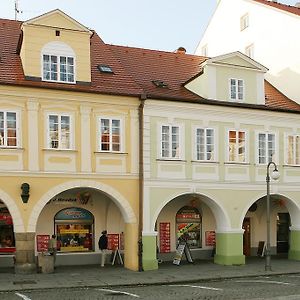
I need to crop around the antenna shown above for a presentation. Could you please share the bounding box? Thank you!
[15,0,22,20]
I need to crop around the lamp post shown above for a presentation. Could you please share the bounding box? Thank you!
[265,161,280,271]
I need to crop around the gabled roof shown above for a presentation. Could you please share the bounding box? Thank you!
[23,9,92,33]
[203,51,268,72]
[0,17,300,113]
[252,0,300,16]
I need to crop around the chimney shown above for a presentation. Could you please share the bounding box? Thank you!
[176,47,186,54]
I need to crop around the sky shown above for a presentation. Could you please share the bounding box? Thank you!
[0,0,298,54]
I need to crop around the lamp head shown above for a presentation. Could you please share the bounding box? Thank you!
[271,169,280,180]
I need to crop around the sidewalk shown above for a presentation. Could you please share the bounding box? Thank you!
[1,257,300,292]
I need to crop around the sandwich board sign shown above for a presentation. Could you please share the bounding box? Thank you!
[173,242,193,265]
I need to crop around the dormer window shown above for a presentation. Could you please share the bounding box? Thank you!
[240,13,249,31]
[230,78,244,101]
[41,41,76,84]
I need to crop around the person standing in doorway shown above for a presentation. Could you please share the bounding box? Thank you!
[48,234,57,265]
[98,230,108,267]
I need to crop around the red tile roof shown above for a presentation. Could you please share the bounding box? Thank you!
[253,0,300,16]
[0,17,300,113]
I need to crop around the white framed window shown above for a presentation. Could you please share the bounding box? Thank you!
[160,124,181,159]
[230,78,244,101]
[245,44,254,58]
[240,13,249,31]
[0,111,19,147]
[257,132,276,164]
[41,42,76,84]
[201,44,208,57]
[228,130,246,163]
[98,117,122,152]
[43,55,75,83]
[286,134,300,165]
[195,127,215,161]
[47,114,72,149]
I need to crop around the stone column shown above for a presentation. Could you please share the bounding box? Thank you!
[288,227,300,261]
[214,229,245,265]
[14,232,36,274]
[142,231,158,271]
[124,223,139,271]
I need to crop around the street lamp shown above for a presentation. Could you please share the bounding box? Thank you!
[265,161,280,271]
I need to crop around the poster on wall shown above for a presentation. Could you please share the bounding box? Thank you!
[107,234,119,250]
[205,231,216,246]
[36,235,50,252]
[159,222,170,253]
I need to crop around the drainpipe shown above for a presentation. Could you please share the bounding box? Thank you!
[138,94,146,272]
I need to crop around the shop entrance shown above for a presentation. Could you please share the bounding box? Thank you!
[0,201,15,254]
[277,213,290,254]
[243,218,251,256]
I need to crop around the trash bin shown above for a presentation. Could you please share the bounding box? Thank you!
[38,253,54,273]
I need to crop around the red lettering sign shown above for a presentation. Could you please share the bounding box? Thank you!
[107,234,119,250]
[36,235,50,252]
[205,231,216,246]
[159,222,170,253]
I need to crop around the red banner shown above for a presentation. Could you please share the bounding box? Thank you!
[205,231,216,246]
[36,235,50,252]
[107,234,119,250]
[159,222,170,253]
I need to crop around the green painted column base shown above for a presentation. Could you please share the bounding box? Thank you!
[142,233,158,271]
[143,259,158,271]
[214,254,245,266]
[214,231,245,266]
[288,250,300,261]
[288,230,300,261]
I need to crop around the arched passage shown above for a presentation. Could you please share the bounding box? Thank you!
[28,179,137,232]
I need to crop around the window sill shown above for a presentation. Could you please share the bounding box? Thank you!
[224,162,250,165]
[283,164,300,168]
[191,160,219,164]
[43,148,77,153]
[42,79,76,85]
[0,147,24,151]
[156,159,187,162]
[94,151,128,155]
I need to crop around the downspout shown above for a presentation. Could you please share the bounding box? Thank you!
[138,94,146,272]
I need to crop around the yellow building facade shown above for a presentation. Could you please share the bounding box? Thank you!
[0,10,141,272]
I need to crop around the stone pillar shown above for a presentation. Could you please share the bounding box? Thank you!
[124,223,139,271]
[288,227,300,261]
[142,231,158,271]
[14,232,36,274]
[214,230,245,265]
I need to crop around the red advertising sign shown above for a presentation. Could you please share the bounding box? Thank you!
[107,234,119,250]
[36,235,50,252]
[159,222,170,253]
[205,231,216,246]
[0,214,13,225]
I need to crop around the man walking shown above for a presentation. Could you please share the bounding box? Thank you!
[98,230,108,267]
[48,234,57,265]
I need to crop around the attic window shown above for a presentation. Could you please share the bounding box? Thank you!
[98,65,113,73]
[152,80,168,88]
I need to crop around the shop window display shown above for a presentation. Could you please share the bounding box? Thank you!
[0,205,15,253]
[54,207,94,253]
[176,206,202,249]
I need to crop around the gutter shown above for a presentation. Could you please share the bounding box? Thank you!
[138,94,146,272]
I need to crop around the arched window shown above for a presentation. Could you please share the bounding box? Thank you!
[176,206,202,249]
[54,207,94,252]
[41,41,76,83]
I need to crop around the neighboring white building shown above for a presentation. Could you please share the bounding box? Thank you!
[196,0,300,104]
